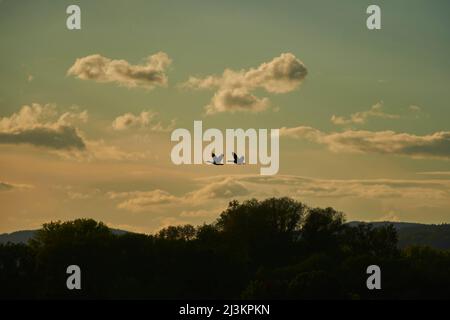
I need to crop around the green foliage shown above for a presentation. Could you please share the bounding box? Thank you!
[0,198,449,299]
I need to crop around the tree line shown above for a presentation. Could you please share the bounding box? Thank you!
[1,197,449,299]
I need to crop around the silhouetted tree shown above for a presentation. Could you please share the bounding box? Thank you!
[1,198,450,300]
[157,224,196,241]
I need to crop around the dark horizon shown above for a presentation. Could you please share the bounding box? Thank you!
[2,197,450,300]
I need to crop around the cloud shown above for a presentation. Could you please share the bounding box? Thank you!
[292,178,449,200]
[67,52,172,89]
[0,126,85,150]
[281,125,450,160]
[109,178,250,213]
[0,181,33,192]
[331,102,400,125]
[0,103,85,131]
[0,182,14,191]
[186,178,250,201]
[279,125,322,140]
[57,109,88,126]
[0,104,156,161]
[409,105,421,112]
[112,111,155,130]
[409,105,426,119]
[105,222,148,234]
[108,189,180,212]
[142,174,449,226]
[98,172,450,231]
[53,185,101,200]
[179,209,216,218]
[66,173,450,231]
[115,190,178,212]
[244,53,308,93]
[0,104,87,150]
[182,53,307,114]
[53,138,152,162]
[205,88,270,115]
[376,211,401,222]
[416,171,450,176]
[227,174,450,202]
[112,110,176,132]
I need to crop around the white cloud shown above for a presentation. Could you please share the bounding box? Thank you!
[409,105,421,112]
[179,209,216,218]
[115,190,178,212]
[112,110,176,132]
[0,104,159,161]
[186,177,250,201]
[109,178,250,213]
[67,52,172,89]
[70,174,450,231]
[0,181,33,192]
[0,182,13,191]
[409,105,425,119]
[57,109,88,127]
[281,125,450,160]
[112,111,155,130]
[53,138,152,162]
[205,88,270,115]
[54,185,101,200]
[0,104,87,150]
[331,102,400,125]
[226,174,450,202]
[182,53,307,114]
[376,211,401,222]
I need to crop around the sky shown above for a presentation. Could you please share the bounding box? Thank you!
[0,0,449,233]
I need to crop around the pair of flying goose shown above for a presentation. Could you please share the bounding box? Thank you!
[208,152,244,165]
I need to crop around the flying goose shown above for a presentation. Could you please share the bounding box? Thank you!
[228,152,245,165]
[207,153,224,165]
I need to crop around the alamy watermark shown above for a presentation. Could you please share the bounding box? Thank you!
[170,121,279,176]
[66,4,381,31]
[66,265,81,290]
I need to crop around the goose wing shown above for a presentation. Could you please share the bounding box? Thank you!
[216,154,224,164]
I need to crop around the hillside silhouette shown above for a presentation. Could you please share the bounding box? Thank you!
[1,197,449,299]
[3,222,450,249]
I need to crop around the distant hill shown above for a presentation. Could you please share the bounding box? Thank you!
[2,222,450,250]
[0,230,37,244]
[0,228,128,244]
[349,221,450,250]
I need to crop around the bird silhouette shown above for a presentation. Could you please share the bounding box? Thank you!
[228,152,245,165]
[207,152,224,165]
